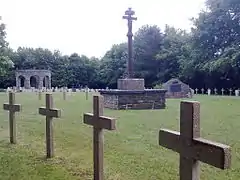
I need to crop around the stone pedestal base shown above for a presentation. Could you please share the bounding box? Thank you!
[99,89,167,110]
[117,78,145,90]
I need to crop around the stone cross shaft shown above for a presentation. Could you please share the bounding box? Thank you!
[3,92,21,144]
[39,93,61,158]
[83,96,116,180]
[159,101,231,180]
[123,7,137,78]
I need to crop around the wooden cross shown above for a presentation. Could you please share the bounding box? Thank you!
[229,88,232,96]
[3,92,21,144]
[38,90,42,100]
[39,93,61,158]
[85,87,89,100]
[221,88,224,95]
[63,89,66,100]
[159,101,231,180]
[83,95,116,180]
[195,88,198,94]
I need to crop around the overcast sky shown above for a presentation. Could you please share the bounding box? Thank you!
[0,0,206,58]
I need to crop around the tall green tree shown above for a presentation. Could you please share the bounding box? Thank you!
[133,25,164,87]
[0,17,13,76]
[190,0,240,88]
[99,43,127,88]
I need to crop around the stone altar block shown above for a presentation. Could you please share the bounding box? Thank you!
[99,78,167,110]
[117,78,144,90]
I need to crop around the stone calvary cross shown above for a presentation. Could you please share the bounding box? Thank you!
[159,101,231,180]
[39,93,61,158]
[83,96,116,180]
[123,8,137,78]
[3,92,21,144]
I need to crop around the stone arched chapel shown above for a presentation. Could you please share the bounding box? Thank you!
[15,69,51,89]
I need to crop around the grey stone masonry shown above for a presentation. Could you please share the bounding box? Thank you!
[15,69,51,90]
[162,78,192,98]
[117,78,145,90]
[99,89,167,110]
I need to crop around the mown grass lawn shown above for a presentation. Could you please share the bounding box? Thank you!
[0,92,239,180]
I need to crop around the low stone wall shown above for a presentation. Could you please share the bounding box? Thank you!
[99,89,167,110]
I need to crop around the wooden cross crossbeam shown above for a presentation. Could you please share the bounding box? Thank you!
[83,95,116,180]
[123,8,137,20]
[159,101,231,180]
[39,93,61,158]
[3,92,21,144]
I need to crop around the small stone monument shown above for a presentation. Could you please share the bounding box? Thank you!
[201,88,204,94]
[214,88,217,95]
[162,79,192,98]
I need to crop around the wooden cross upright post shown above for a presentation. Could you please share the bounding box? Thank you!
[38,90,42,100]
[221,88,224,96]
[195,88,198,94]
[83,96,116,180]
[86,87,89,100]
[159,101,231,180]
[63,88,66,100]
[3,92,22,144]
[39,93,61,158]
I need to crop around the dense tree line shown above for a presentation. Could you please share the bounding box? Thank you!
[1,0,240,90]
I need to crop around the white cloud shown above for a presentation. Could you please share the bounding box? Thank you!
[0,0,205,57]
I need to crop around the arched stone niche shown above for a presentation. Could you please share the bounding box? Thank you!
[15,69,51,89]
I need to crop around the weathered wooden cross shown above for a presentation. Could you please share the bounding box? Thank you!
[195,88,198,94]
[159,101,231,180]
[85,87,89,100]
[229,88,232,96]
[38,90,42,100]
[63,89,66,100]
[39,93,61,158]
[83,95,116,180]
[3,92,21,144]
[221,88,225,96]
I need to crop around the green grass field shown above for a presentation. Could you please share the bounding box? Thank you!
[0,92,239,180]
